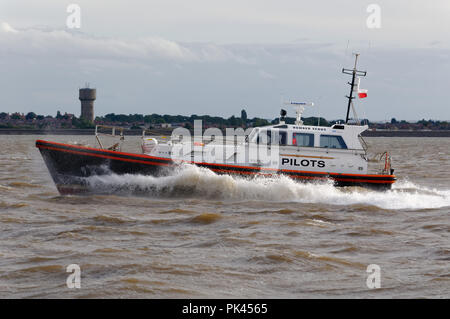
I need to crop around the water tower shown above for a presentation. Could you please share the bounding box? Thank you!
[79,84,96,123]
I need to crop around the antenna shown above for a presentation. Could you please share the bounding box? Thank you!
[315,95,324,126]
[342,53,366,123]
[317,104,320,126]
[283,101,314,126]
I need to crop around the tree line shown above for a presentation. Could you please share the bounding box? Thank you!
[2,110,448,130]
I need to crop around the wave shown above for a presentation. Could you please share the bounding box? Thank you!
[84,164,450,210]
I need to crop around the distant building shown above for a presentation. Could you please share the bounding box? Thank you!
[79,86,96,123]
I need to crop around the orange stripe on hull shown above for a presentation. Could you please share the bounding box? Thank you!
[36,140,396,185]
[37,145,171,167]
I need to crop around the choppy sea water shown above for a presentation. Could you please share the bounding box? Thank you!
[0,135,449,298]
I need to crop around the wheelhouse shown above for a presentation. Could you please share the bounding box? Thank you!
[247,123,364,150]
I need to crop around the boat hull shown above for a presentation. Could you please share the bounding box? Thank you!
[36,140,396,194]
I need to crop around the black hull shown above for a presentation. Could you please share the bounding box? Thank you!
[36,140,396,194]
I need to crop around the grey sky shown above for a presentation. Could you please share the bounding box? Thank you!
[1,0,449,121]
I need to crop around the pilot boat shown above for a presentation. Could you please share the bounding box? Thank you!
[36,55,396,194]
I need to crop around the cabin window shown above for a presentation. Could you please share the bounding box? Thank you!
[257,130,287,145]
[257,130,271,144]
[292,133,314,147]
[320,135,347,149]
[278,131,287,145]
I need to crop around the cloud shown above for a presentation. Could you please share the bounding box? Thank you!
[0,22,255,65]
[0,21,449,121]
[0,22,193,62]
[0,21,348,68]
[1,22,18,33]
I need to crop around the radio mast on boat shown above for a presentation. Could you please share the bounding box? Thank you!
[283,101,314,125]
[342,53,366,124]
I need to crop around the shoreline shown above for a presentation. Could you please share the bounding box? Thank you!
[0,128,171,136]
[0,128,449,137]
[361,130,450,137]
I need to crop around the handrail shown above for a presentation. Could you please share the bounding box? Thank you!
[95,125,125,151]
[358,134,369,152]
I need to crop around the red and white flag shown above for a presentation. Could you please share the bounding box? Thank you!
[353,77,368,98]
[358,89,368,98]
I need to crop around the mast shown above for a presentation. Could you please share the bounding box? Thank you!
[342,53,366,123]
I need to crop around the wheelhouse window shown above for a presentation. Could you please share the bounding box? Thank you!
[278,131,287,145]
[257,130,271,144]
[257,130,287,145]
[292,133,314,147]
[320,135,347,149]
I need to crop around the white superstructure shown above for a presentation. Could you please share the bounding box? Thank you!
[144,119,370,176]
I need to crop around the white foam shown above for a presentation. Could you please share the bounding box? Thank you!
[85,164,450,210]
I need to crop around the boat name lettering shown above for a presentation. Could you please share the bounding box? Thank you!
[281,158,325,168]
